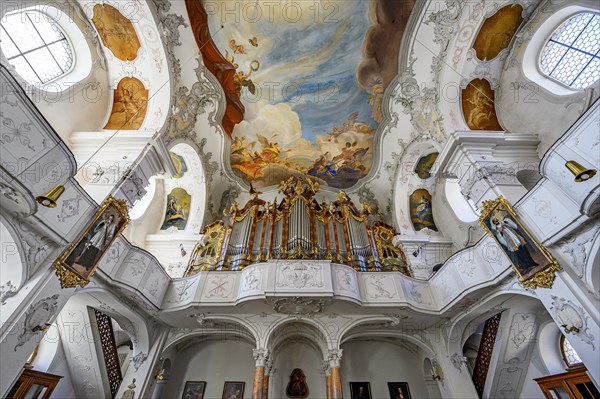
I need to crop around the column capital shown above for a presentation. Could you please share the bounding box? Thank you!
[321,360,331,376]
[253,348,270,367]
[264,359,273,376]
[450,353,468,372]
[326,349,343,368]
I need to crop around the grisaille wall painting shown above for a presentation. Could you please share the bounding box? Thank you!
[461,78,503,131]
[104,77,148,130]
[203,0,416,189]
[409,189,438,232]
[473,4,524,61]
[92,3,141,61]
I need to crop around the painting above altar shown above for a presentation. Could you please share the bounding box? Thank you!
[204,0,416,188]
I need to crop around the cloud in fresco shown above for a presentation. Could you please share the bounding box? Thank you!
[356,0,416,92]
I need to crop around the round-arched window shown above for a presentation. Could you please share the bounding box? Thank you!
[1,10,74,84]
[560,334,583,368]
[540,12,600,89]
[444,179,480,223]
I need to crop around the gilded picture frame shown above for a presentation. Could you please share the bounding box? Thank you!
[478,197,560,289]
[53,196,129,288]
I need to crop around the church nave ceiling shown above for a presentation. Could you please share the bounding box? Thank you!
[189,0,416,189]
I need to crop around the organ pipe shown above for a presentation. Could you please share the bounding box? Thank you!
[185,176,409,276]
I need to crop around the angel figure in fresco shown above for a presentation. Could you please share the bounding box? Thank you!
[308,152,337,177]
[341,112,359,132]
[464,89,495,130]
[228,38,247,54]
[233,60,260,96]
[256,133,290,162]
[332,142,369,172]
[231,136,255,156]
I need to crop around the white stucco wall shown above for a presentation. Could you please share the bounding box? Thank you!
[162,340,255,399]
[270,341,326,399]
[340,340,430,399]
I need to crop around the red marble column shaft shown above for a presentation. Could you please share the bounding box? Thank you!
[252,366,265,399]
[326,373,332,399]
[262,372,269,399]
[330,367,343,399]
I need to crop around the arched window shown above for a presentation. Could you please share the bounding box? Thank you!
[540,13,600,89]
[444,179,480,223]
[560,334,583,368]
[1,10,74,84]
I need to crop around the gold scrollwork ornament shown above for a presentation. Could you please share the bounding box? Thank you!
[520,262,560,290]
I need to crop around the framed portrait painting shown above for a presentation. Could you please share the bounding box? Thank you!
[349,382,372,399]
[54,196,129,288]
[388,382,412,399]
[479,197,560,289]
[182,381,206,399]
[222,381,245,399]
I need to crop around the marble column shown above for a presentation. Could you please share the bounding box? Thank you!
[327,349,343,399]
[252,349,269,399]
[262,359,272,399]
[323,363,332,399]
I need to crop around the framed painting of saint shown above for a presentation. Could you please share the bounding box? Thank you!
[479,197,560,289]
[54,196,129,288]
[182,381,206,399]
[222,381,245,399]
[388,382,412,399]
[349,382,372,399]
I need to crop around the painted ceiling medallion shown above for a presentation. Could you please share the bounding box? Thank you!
[472,4,524,61]
[189,0,416,189]
[92,4,142,62]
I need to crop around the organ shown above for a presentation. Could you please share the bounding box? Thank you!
[185,177,409,276]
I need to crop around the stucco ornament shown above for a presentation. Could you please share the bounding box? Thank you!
[450,353,468,371]
[15,294,59,351]
[551,296,595,349]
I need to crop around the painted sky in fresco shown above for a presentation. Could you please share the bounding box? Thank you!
[207,0,402,188]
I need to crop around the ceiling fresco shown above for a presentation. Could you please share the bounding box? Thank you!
[198,0,415,189]
[472,4,524,61]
